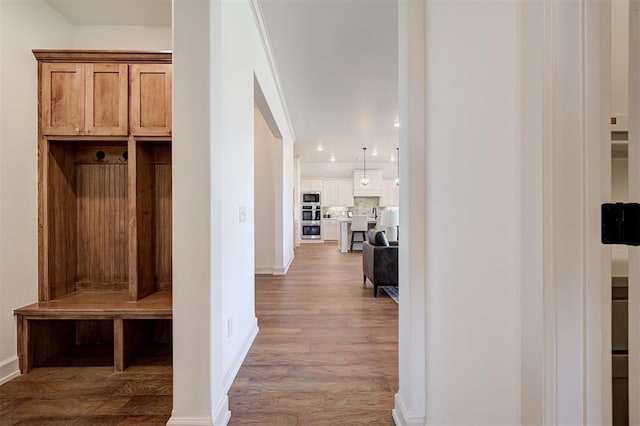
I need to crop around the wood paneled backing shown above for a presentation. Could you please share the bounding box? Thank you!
[154,319,172,344]
[75,145,128,164]
[28,319,75,371]
[47,142,77,300]
[76,320,114,345]
[33,50,172,64]
[76,282,129,292]
[122,320,154,370]
[155,164,172,290]
[76,163,129,288]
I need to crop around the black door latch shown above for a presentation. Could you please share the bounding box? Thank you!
[602,203,640,246]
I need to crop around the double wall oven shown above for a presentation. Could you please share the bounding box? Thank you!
[301,192,321,240]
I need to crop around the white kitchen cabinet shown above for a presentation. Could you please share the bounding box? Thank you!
[380,179,399,206]
[353,170,383,196]
[301,179,323,192]
[338,179,353,207]
[322,180,339,206]
[322,219,339,241]
[321,179,353,207]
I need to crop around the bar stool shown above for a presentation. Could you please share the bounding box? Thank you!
[350,215,368,252]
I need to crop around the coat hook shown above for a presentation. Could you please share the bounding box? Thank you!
[122,151,128,161]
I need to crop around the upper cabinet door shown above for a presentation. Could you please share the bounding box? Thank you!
[85,64,128,136]
[41,63,85,135]
[130,64,172,136]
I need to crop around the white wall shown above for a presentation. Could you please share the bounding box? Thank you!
[253,3,295,277]
[172,0,295,422]
[0,0,73,384]
[72,25,171,50]
[218,2,259,382]
[423,1,521,423]
[254,107,279,273]
[612,0,629,121]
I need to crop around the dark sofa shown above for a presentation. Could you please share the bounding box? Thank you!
[362,230,398,297]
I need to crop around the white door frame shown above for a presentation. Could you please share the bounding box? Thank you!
[395,0,612,424]
[523,1,612,423]
[627,0,640,423]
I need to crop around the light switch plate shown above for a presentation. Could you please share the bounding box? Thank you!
[239,206,247,222]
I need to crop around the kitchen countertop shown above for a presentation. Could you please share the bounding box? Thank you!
[336,218,379,253]
[335,218,378,223]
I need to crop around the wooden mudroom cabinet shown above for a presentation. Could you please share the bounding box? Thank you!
[40,62,128,136]
[15,50,173,374]
[130,64,172,136]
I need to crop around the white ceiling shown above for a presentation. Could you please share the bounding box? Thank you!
[44,0,171,26]
[44,0,398,164]
[259,0,399,164]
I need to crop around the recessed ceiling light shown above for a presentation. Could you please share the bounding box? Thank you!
[390,154,396,162]
[317,143,324,152]
[372,149,378,156]
[330,154,336,162]
[393,120,401,128]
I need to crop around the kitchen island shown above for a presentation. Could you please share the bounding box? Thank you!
[336,218,378,253]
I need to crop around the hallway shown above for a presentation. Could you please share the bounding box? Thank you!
[229,243,398,424]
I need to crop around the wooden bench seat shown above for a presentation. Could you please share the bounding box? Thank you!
[15,291,172,373]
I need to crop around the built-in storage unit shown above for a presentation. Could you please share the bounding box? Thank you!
[322,219,339,241]
[130,64,172,136]
[15,50,172,373]
[322,178,354,207]
[301,178,323,192]
[40,62,129,136]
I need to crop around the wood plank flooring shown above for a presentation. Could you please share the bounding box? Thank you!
[228,243,398,425]
[0,349,172,425]
[0,242,398,425]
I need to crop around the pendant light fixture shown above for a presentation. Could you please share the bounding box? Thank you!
[361,147,370,186]
[394,147,400,186]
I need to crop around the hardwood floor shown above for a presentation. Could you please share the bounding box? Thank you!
[229,243,398,425]
[0,348,172,425]
[0,242,398,425]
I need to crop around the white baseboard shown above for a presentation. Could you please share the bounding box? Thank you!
[166,414,214,426]
[166,392,231,426]
[213,395,231,426]
[256,252,294,276]
[223,317,258,392]
[392,393,426,426]
[0,356,20,385]
[254,266,273,275]
[273,252,294,275]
